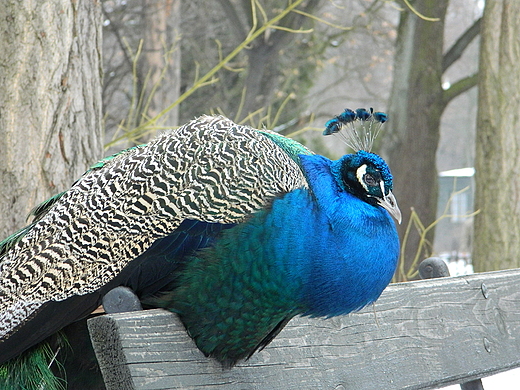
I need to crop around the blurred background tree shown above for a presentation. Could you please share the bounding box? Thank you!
[0,0,490,279]
[102,0,181,145]
[381,0,480,280]
[0,0,487,276]
[473,0,520,272]
[101,0,397,148]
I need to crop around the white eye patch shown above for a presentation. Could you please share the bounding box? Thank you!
[356,164,369,191]
[356,164,382,195]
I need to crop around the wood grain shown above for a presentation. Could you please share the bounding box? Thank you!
[88,268,520,390]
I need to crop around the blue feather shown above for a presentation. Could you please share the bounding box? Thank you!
[0,113,400,372]
[293,154,398,316]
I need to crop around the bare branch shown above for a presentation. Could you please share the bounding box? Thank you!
[442,73,478,108]
[442,17,481,73]
[102,7,135,72]
[267,0,321,54]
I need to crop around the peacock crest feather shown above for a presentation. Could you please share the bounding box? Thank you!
[323,107,387,152]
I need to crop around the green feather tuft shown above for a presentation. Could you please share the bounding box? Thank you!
[0,225,34,259]
[27,192,67,222]
[256,129,313,166]
[88,144,144,170]
[0,341,65,390]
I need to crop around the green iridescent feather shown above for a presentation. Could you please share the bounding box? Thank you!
[0,338,66,390]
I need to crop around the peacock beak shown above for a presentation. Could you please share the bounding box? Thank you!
[377,190,402,224]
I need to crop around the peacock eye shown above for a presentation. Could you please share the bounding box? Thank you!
[363,173,379,187]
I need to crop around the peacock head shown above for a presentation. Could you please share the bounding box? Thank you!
[324,107,401,223]
[335,151,401,223]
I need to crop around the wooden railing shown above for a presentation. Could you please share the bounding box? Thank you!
[88,264,520,390]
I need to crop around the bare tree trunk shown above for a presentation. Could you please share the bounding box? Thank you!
[0,0,103,238]
[140,0,181,132]
[473,0,520,272]
[382,0,449,280]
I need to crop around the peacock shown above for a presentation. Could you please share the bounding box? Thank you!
[0,110,400,385]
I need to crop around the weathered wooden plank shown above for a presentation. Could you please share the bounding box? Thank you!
[88,268,520,390]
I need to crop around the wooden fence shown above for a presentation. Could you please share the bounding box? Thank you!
[88,266,520,390]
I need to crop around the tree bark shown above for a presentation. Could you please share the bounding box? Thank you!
[473,0,520,272]
[140,0,181,131]
[0,0,103,238]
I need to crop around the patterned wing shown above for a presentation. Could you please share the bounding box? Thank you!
[0,115,307,341]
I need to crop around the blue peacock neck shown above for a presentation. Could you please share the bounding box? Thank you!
[267,154,400,317]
